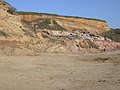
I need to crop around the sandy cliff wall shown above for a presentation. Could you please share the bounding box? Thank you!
[1,1,119,56]
[19,14,110,34]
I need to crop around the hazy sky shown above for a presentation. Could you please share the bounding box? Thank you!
[5,0,120,28]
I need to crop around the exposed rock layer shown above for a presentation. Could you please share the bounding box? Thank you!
[19,13,110,35]
[0,1,119,56]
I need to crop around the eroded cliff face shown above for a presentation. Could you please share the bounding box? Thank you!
[0,1,23,40]
[0,1,119,56]
[19,14,110,34]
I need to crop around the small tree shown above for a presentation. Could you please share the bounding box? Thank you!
[7,6,16,14]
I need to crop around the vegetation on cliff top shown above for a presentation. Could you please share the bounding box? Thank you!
[17,11,106,23]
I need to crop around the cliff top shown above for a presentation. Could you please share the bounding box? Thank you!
[17,11,106,23]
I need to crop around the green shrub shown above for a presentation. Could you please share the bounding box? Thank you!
[0,30,9,37]
[31,18,66,31]
[7,6,16,14]
[49,38,64,44]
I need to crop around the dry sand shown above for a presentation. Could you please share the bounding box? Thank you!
[0,50,120,90]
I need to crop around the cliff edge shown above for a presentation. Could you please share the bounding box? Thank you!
[18,12,110,35]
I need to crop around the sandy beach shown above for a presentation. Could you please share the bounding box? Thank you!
[0,50,120,90]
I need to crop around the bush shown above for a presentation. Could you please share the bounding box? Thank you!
[31,18,66,31]
[7,6,16,14]
[0,30,9,37]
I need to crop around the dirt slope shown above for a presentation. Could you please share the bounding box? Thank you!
[101,29,120,42]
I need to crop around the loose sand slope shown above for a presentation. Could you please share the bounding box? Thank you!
[0,50,120,90]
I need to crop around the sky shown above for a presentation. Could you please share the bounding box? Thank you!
[5,0,120,28]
